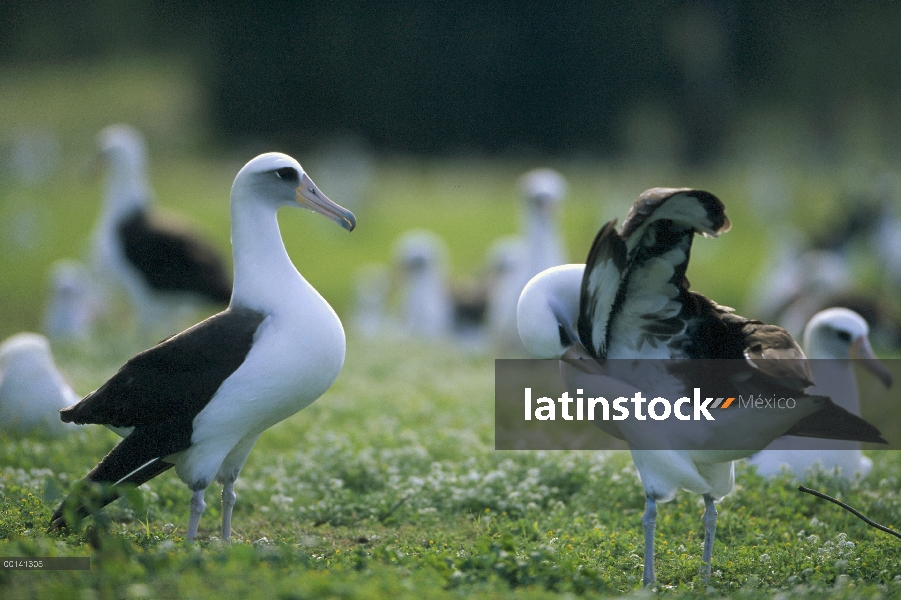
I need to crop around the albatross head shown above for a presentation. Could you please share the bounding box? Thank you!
[804,307,892,388]
[96,124,148,193]
[97,124,146,168]
[232,153,356,231]
[520,168,567,212]
[394,230,449,278]
[95,124,150,214]
[517,264,587,359]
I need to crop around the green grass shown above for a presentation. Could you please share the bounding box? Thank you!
[3,55,901,599]
[3,337,901,599]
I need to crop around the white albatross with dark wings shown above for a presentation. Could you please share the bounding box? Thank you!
[748,307,892,479]
[517,187,886,586]
[91,124,232,332]
[50,152,356,541]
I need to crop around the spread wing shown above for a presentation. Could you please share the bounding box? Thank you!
[574,187,885,450]
[577,220,627,358]
[619,187,731,247]
[578,189,730,359]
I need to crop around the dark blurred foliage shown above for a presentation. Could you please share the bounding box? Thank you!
[207,2,671,155]
[0,1,204,60]
[2,1,900,163]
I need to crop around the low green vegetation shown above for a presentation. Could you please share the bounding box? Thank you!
[2,57,900,599]
[2,337,901,598]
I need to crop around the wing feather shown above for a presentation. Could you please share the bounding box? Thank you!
[61,307,265,428]
[51,307,264,531]
[580,189,728,359]
[575,187,886,452]
[49,427,179,530]
[578,220,627,358]
[620,188,731,245]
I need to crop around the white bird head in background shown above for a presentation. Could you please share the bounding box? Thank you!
[804,307,892,387]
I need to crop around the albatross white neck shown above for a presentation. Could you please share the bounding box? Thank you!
[228,199,306,311]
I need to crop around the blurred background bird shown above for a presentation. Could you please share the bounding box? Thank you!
[0,332,79,436]
[487,168,568,354]
[89,124,232,336]
[748,307,892,479]
[391,229,455,340]
[42,259,105,341]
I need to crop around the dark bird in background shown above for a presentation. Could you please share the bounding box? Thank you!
[90,124,232,333]
[750,174,901,350]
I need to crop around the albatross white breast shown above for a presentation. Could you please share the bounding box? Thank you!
[51,152,356,541]
[91,124,232,332]
[517,188,886,586]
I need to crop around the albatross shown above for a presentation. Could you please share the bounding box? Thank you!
[519,168,568,276]
[91,124,232,331]
[43,260,105,341]
[51,152,356,541]
[517,188,885,585]
[748,307,892,479]
[391,229,496,344]
[0,333,79,435]
[392,230,454,339]
[487,168,568,352]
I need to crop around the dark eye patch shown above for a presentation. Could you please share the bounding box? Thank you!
[836,330,852,343]
[275,167,299,183]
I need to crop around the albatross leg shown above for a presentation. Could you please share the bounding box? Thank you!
[221,480,237,541]
[642,496,657,586]
[187,489,206,541]
[700,494,717,580]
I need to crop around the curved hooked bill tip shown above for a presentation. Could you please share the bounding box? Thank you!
[296,172,357,231]
[851,335,893,389]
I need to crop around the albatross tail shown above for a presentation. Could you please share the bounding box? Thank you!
[49,431,174,531]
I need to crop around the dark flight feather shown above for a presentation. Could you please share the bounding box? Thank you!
[62,307,264,428]
[577,220,628,359]
[784,400,887,443]
[579,189,729,359]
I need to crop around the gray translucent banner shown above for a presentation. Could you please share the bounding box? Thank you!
[495,359,899,451]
